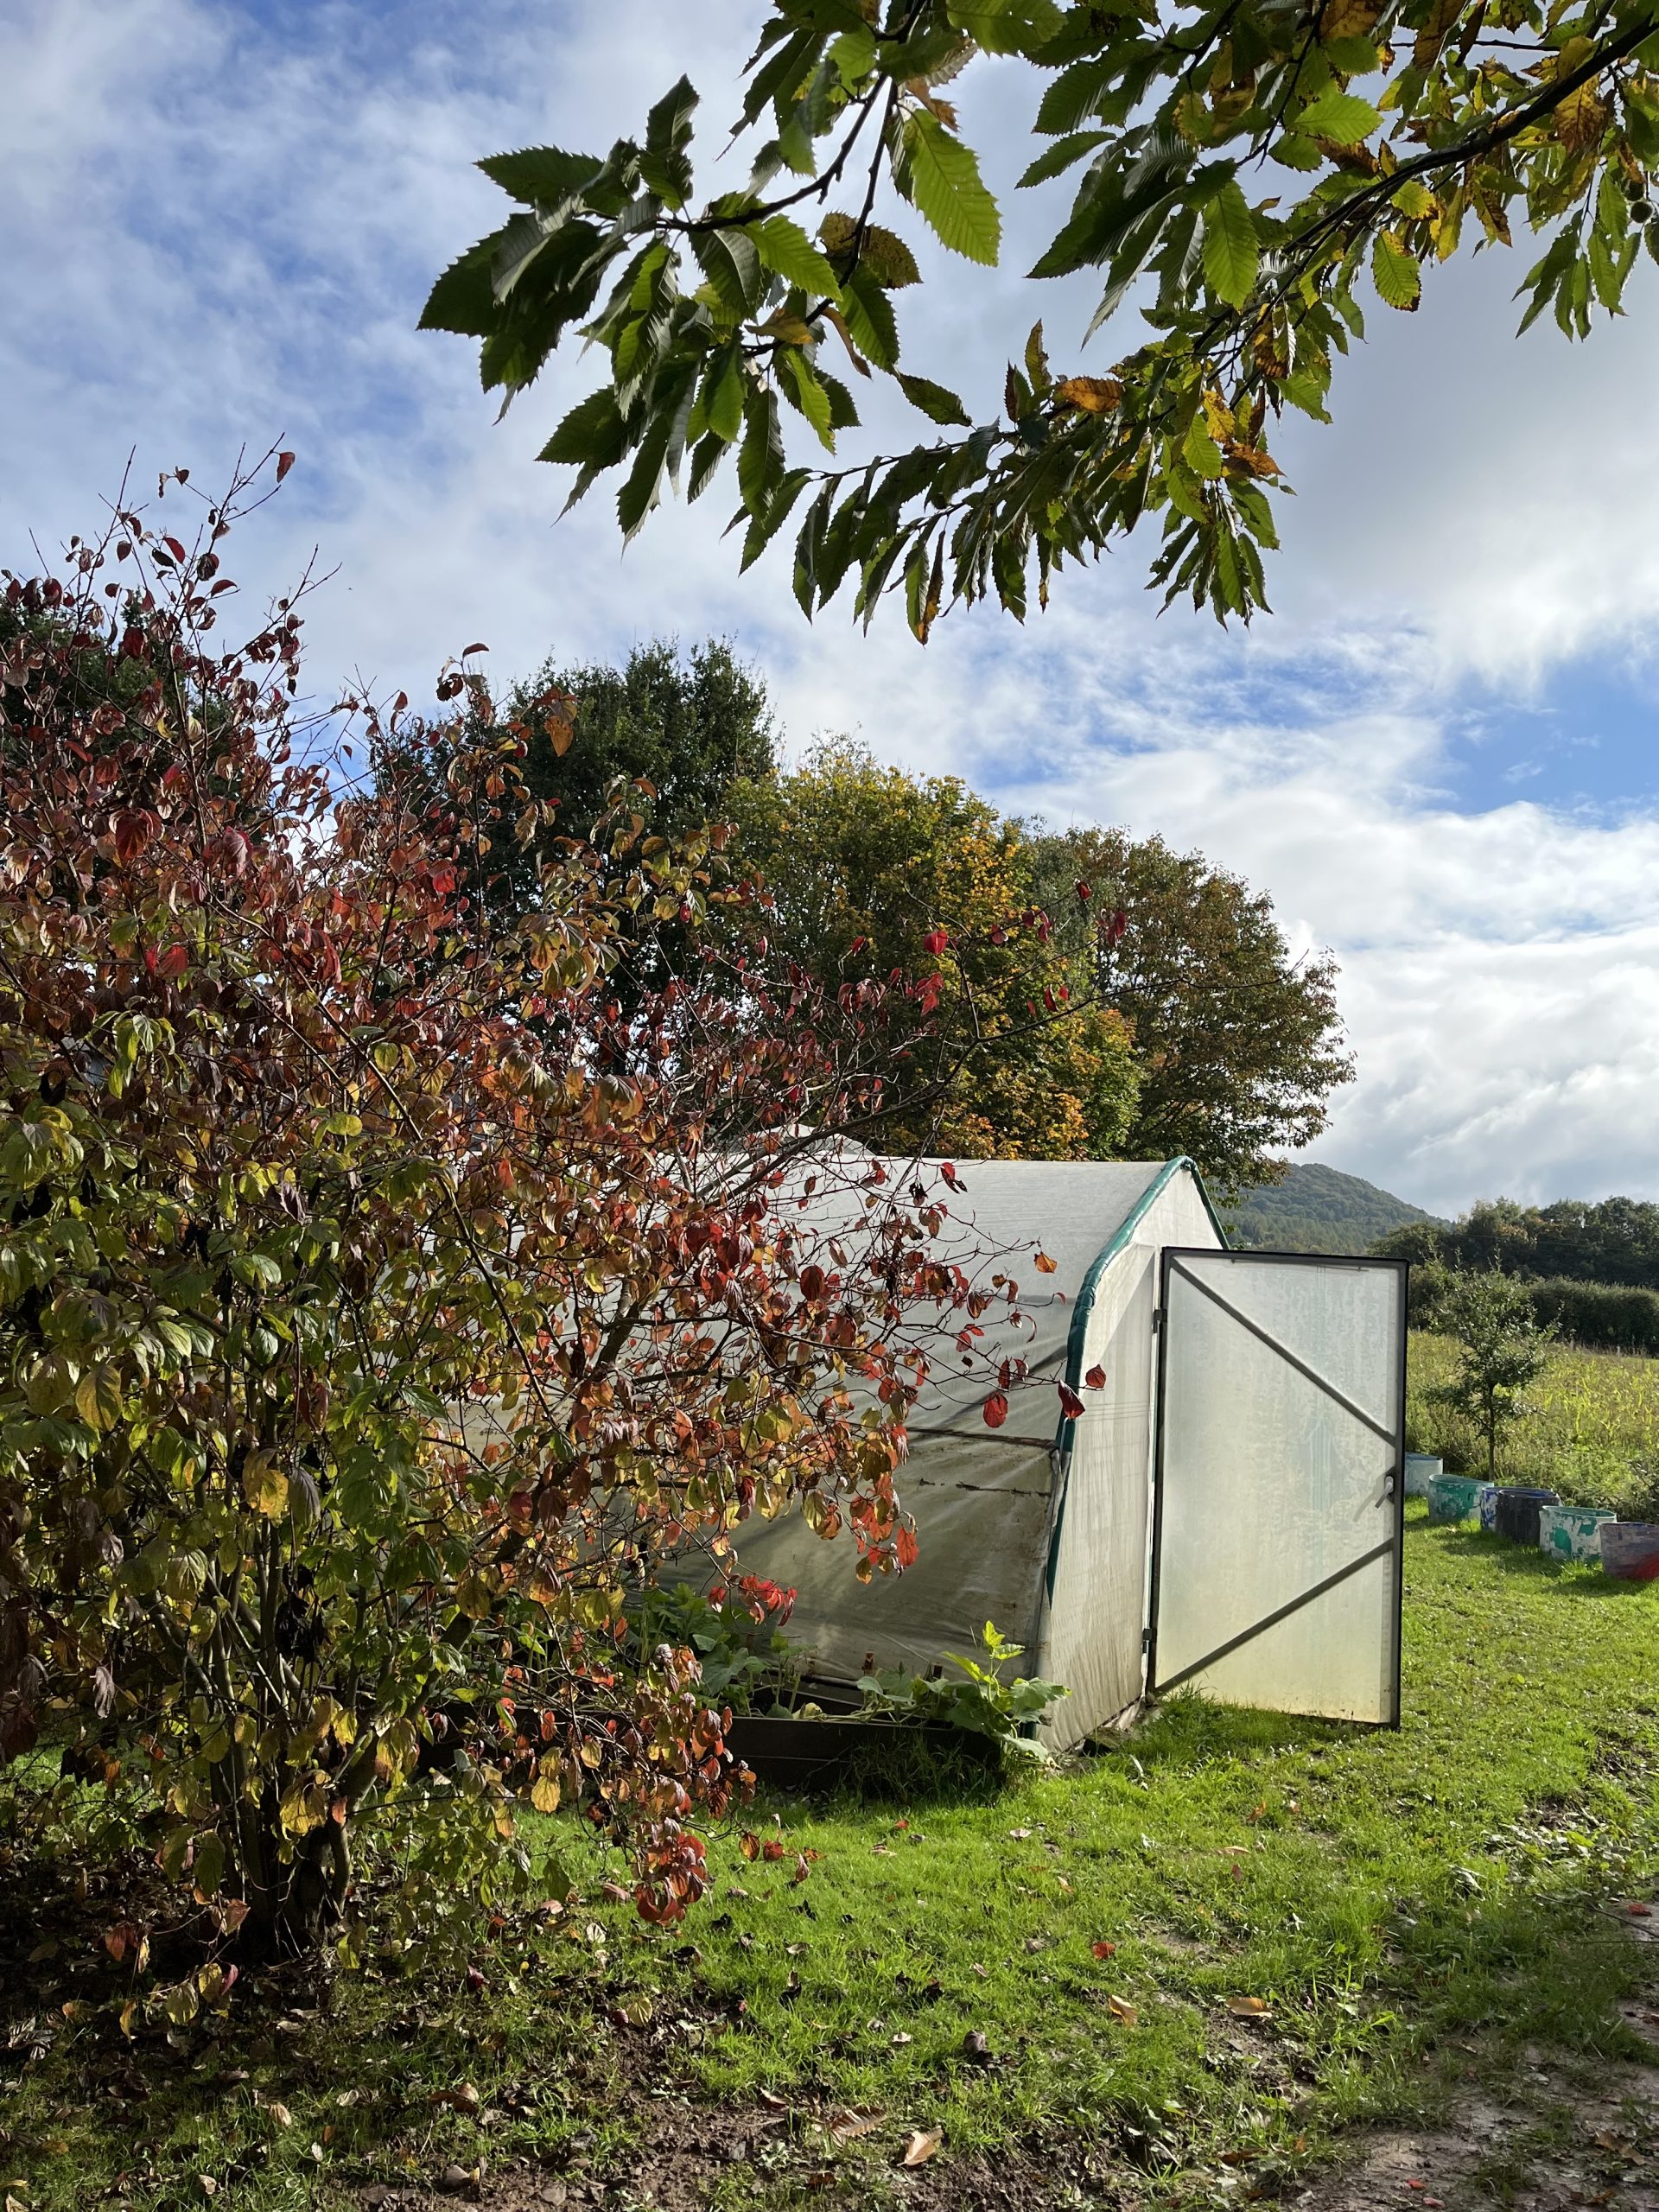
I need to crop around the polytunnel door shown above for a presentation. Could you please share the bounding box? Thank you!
[1147,1249,1408,1726]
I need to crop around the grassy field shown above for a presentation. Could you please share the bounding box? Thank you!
[1408,1328,1659,1512]
[3,1508,1656,2210]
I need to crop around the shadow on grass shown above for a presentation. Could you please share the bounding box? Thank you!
[1092,1688,1346,1771]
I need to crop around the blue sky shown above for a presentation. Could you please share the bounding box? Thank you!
[6,0,1659,1215]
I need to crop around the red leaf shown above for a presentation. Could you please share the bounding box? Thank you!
[922,929,948,956]
[1084,1364,1106,1390]
[276,450,296,482]
[982,1391,1009,1430]
[112,809,153,861]
[462,641,488,656]
[162,536,187,563]
[1075,879,1091,902]
[1033,1249,1058,1274]
[156,944,188,979]
[1090,1940,1117,1959]
[1057,1383,1084,1421]
[894,1522,918,1569]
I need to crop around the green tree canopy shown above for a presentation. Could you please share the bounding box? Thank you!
[424,2,1659,633]
[731,741,1142,1159]
[1025,823,1352,1193]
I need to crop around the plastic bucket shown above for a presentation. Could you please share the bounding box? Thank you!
[1494,1486,1559,1548]
[1600,1521,1659,1582]
[1427,1473,1483,1524]
[1535,1504,1614,1564]
[1404,1454,1442,1498]
[1475,1483,1499,1533]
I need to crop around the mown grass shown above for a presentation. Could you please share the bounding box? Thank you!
[3,1509,1656,2210]
[1408,1326,1659,1511]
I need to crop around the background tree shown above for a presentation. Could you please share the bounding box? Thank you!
[1377,1195,1659,1290]
[0,463,1035,1976]
[1430,1270,1553,1481]
[423,2,1659,634]
[1027,824,1352,1193]
[731,740,1141,1158]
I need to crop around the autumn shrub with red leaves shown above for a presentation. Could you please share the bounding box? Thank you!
[0,454,1005,1971]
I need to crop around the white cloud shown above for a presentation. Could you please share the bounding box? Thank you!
[3,0,1658,1214]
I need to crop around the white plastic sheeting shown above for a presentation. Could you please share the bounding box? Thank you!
[1150,1251,1406,1726]
[723,1158,1225,1745]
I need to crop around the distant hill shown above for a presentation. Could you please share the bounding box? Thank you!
[1221,1163,1444,1255]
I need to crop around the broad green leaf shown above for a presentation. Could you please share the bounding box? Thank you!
[780,349,836,449]
[1293,90,1381,146]
[645,73,699,156]
[902,112,1002,266]
[753,214,842,299]
[537,385,628,474]
[946,0,1065,57]
[692,227,766,320]
[1371,231,1421,310]
[617,414,674,539]
[739,385,785,515]
[419,232,510,335]
[896,372,973,426]
[829,25,877,82]
[477,148,603,206]
[1184,414,1225,480]
[1018,130,1110,189]
[1201,180,1259,308]
[708,347,746,443]
[842,266,899,368]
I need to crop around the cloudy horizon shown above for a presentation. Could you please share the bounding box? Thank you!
[6,0,1659,1219]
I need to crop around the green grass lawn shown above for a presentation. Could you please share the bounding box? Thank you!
[3,1509,1657,2210]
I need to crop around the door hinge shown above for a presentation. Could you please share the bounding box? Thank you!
[1141,1626,1151,1651]
[1151,1306,1163,1334]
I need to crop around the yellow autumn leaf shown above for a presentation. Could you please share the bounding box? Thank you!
[1054,376,1122,415]
[241,1452,289,1518]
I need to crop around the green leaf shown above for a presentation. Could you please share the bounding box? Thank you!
[617,414,674,540]
[1018,130,1110,189]
[841,265,899,368]
[419,232,510,336]
[739,386,785,515]
[946,0,1065,57]
[645,73,699,155]
[1371,231,1421,310]
[1184,414,1225,480]
[753,214,842,299]
[829,25,877,82]
[902,111,1002,266]
[538,385,627,469]
[895,372,973,427]
[477,148,603,206]
[1292,90,1381,146]
[739,468,811,570]
[1201,180,1259,308]
[692,227,766,320]
[708,347,746,443]
[780,350,836,449]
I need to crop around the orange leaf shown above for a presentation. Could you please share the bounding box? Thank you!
[901,2127,942,2167]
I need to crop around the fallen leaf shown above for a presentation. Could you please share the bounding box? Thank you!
[601,1880,630,1903]
[1107,1994,1138,2024]
[266,2103,292,2127]
[971,1962,988,1977]
[901,2128,942,2168]
[1090,1941,1117,1959]
[961,2030,991,2065]
[829,2109,883,2144]
[1226,1995,1272,2018]
[1007,1827,1033,1840]
[1023,1935,1047,1953]
[757,2088,788,2113]
[428,2083,481,2116]
[890,2030,912,2045]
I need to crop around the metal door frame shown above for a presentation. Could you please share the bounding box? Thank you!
[1146,1247,1409,1728]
